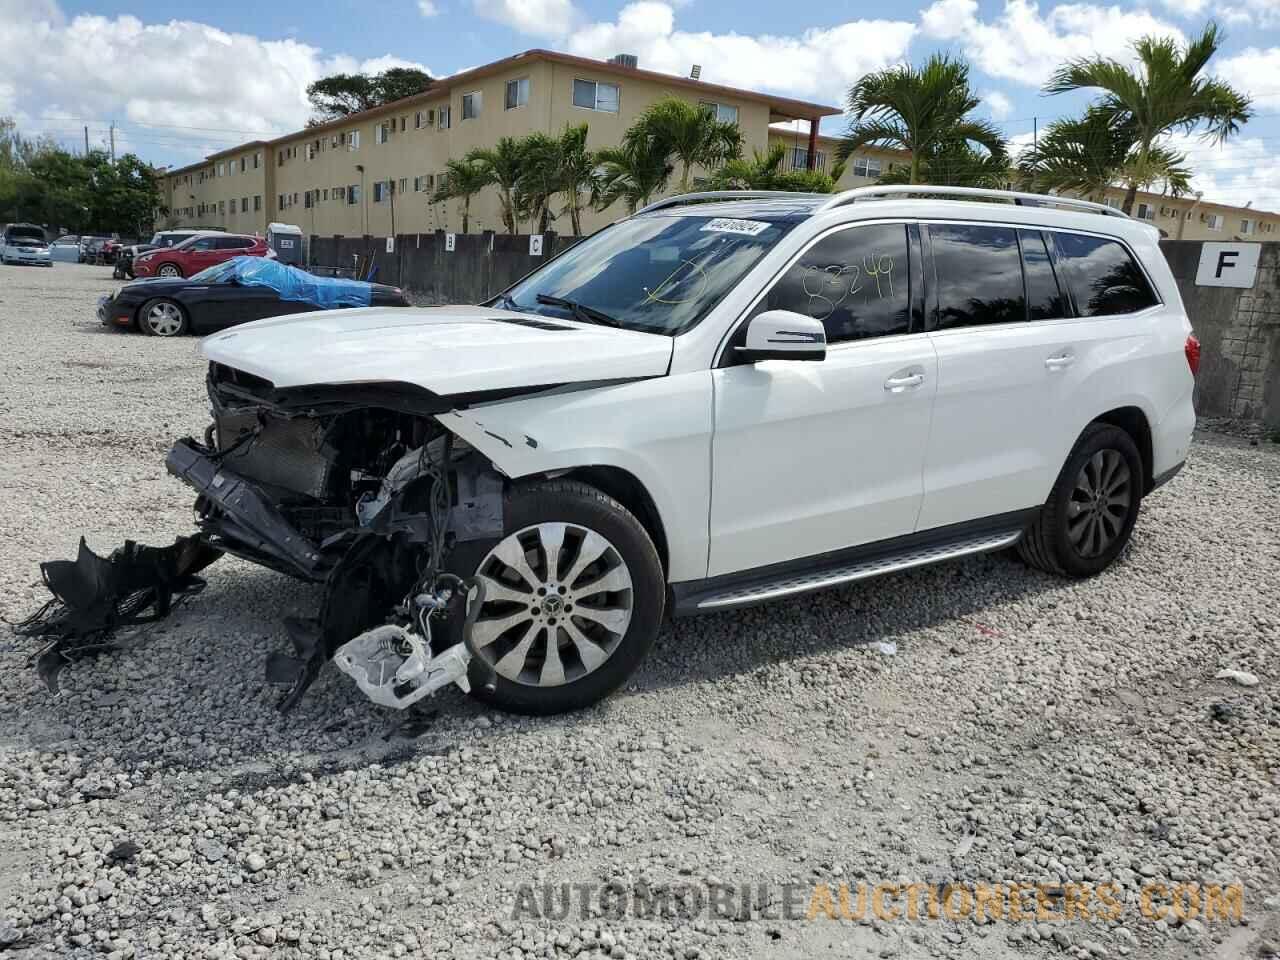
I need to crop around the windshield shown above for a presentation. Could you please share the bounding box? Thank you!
[497,214,795,335]
[6,227,45,245]
[190,261,240,283]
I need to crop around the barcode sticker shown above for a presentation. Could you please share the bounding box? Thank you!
[700,218,770,236]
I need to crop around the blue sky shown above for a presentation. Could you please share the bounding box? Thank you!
[5,0,1280,208]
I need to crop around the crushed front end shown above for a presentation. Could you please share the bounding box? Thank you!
[21,361,508,713]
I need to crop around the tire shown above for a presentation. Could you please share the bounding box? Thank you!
[157,263,182,278]
[1018,423,1144,578]
[138,298,189,337]
[460,479,665,715]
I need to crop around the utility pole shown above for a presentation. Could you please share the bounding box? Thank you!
[83,126,89,155]
[109,124,115,161]
[1033,117,1038,152]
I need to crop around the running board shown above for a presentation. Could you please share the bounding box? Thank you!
[674,527,1024,615]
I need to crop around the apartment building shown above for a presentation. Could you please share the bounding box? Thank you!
[161,49,840,239]
[768,129,1280,242]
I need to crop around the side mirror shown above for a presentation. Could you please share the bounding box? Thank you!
[735,310,826,363]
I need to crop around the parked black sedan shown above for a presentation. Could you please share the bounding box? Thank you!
[98,257,411,336]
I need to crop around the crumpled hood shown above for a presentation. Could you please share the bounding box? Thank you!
[200,305,673,395]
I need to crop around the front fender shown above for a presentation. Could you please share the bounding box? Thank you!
[440,373,713,583]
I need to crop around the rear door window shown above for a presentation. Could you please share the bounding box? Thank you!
[1050,232,1158,317]
[928,224,1025,329]
[755,222,911,343]
[1019,230,1069,321]
[216,236,252,250]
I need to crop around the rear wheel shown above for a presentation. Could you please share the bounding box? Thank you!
[1018,423,1144,577]
[157,263,182,278]
[463,480,664,715]
[139,298,189,337]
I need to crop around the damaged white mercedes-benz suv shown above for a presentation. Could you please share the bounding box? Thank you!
[20,186,1198,716]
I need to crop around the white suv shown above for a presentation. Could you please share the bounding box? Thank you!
[166,186,1197,715]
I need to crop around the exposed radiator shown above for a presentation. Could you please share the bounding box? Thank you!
[215,411,336,499]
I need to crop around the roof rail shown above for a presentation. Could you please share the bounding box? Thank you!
[635,190,829,216]
[816,185,1131,219]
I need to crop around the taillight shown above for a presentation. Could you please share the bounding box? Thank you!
[1185,333,1201,377]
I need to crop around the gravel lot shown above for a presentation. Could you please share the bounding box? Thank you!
[0,262,1277,960]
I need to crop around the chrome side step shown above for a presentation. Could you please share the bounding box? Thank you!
[685,529,1023,613]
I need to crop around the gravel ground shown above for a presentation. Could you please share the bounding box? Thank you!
[0,262,1277,960]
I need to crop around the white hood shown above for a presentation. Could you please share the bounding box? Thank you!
[201,305,673,395]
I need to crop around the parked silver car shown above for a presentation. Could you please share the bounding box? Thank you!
[1,224,52,266]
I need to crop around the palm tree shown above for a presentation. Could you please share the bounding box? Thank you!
[623,97,742,192]
[872,139,1009,188]
[516,132,560,233]
[705,143,841,192]
[555,125,595,235]
[432,158,491,233]
[1044,22,1251,214]
[1017,108,1191,202]
[590,142,672,215]
[465,137,526,234]
[836,54,1007,186]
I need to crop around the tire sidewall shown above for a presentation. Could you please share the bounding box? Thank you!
[139,298,188,337]
[1047,425,1143,576]
[463,482,665,715]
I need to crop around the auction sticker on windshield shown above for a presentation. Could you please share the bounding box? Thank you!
[701,218,770,236]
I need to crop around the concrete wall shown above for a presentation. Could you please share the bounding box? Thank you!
[310,231,580,304]
[1162,240,1280,429]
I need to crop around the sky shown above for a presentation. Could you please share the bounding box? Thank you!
[3,0,1280,209]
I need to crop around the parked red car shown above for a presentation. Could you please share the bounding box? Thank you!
[132,234,271,278]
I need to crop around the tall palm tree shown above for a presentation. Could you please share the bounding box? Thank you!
[1017,108,1191,202]
[837,54,1007,185]
[590,142,672,215]
[1044,22,1251,214]
[555,125,595,235]
[623,97,742,192]
[465,137,526,234]
[432,158,491,233]
[516,132,560,233]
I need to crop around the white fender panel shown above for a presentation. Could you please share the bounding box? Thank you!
[441,373,714,583]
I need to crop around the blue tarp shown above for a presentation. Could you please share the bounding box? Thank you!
[201,257,375,309]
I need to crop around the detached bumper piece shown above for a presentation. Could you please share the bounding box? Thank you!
[166,439,327,580]
[14,536,221,691]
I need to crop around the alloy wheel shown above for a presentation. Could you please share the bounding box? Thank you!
[1067,449,1131,558]
[145,302,184,336]
[158,264,180,278]
[470,522,634,687]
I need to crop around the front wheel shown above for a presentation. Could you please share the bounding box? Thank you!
[462,480,665,715]
[139,298,189,337]
[157,263,182,278]
[1018,423,1144,577]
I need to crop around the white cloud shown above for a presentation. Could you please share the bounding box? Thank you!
[920,0,1184,87]
[417,0,441,15]
[565,2,915,106]
[1163,131,1280,212]
[472,0,580,37]
[0,2,432,160]
[982,90,1014,119]
[1215,46,1280,109]
[1215,0,1280,26]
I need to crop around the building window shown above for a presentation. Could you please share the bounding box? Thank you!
[788,147,826,172]
[439,105,451,129]
[304,190,312,209]
[1241,218,1255,235]
[240,157,246,172]
[216,161,225,176]
[241,197,248,213]
[375,121,395,145]
[415,109,436,128]
[462,91,482,120]
[852,157,882,178]
[699,101,739,124]
[253,151,261,169]
[218,200,225,214]
[254,195,262,211]
[333,186,344,202]
[398,177,408,194]
[348,184,360,205]
[347,130,360,150]
[437,171,450,192]
[572,78,619,113]
[505,77,530,110]
[1206,213,1224,231]
[373,181,386,203]
[1136,202,1155,221]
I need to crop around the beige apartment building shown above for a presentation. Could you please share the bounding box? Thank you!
[161,48,839,239]
[769,129,1280,242]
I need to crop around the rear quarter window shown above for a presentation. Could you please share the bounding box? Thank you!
[1051,233,1158,317]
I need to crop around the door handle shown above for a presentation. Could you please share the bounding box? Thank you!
[884,372,925,392]
[1045,353,1076,371]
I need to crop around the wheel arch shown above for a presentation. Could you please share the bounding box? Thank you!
[1090,406,1154,494]
[558,465,670,576]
